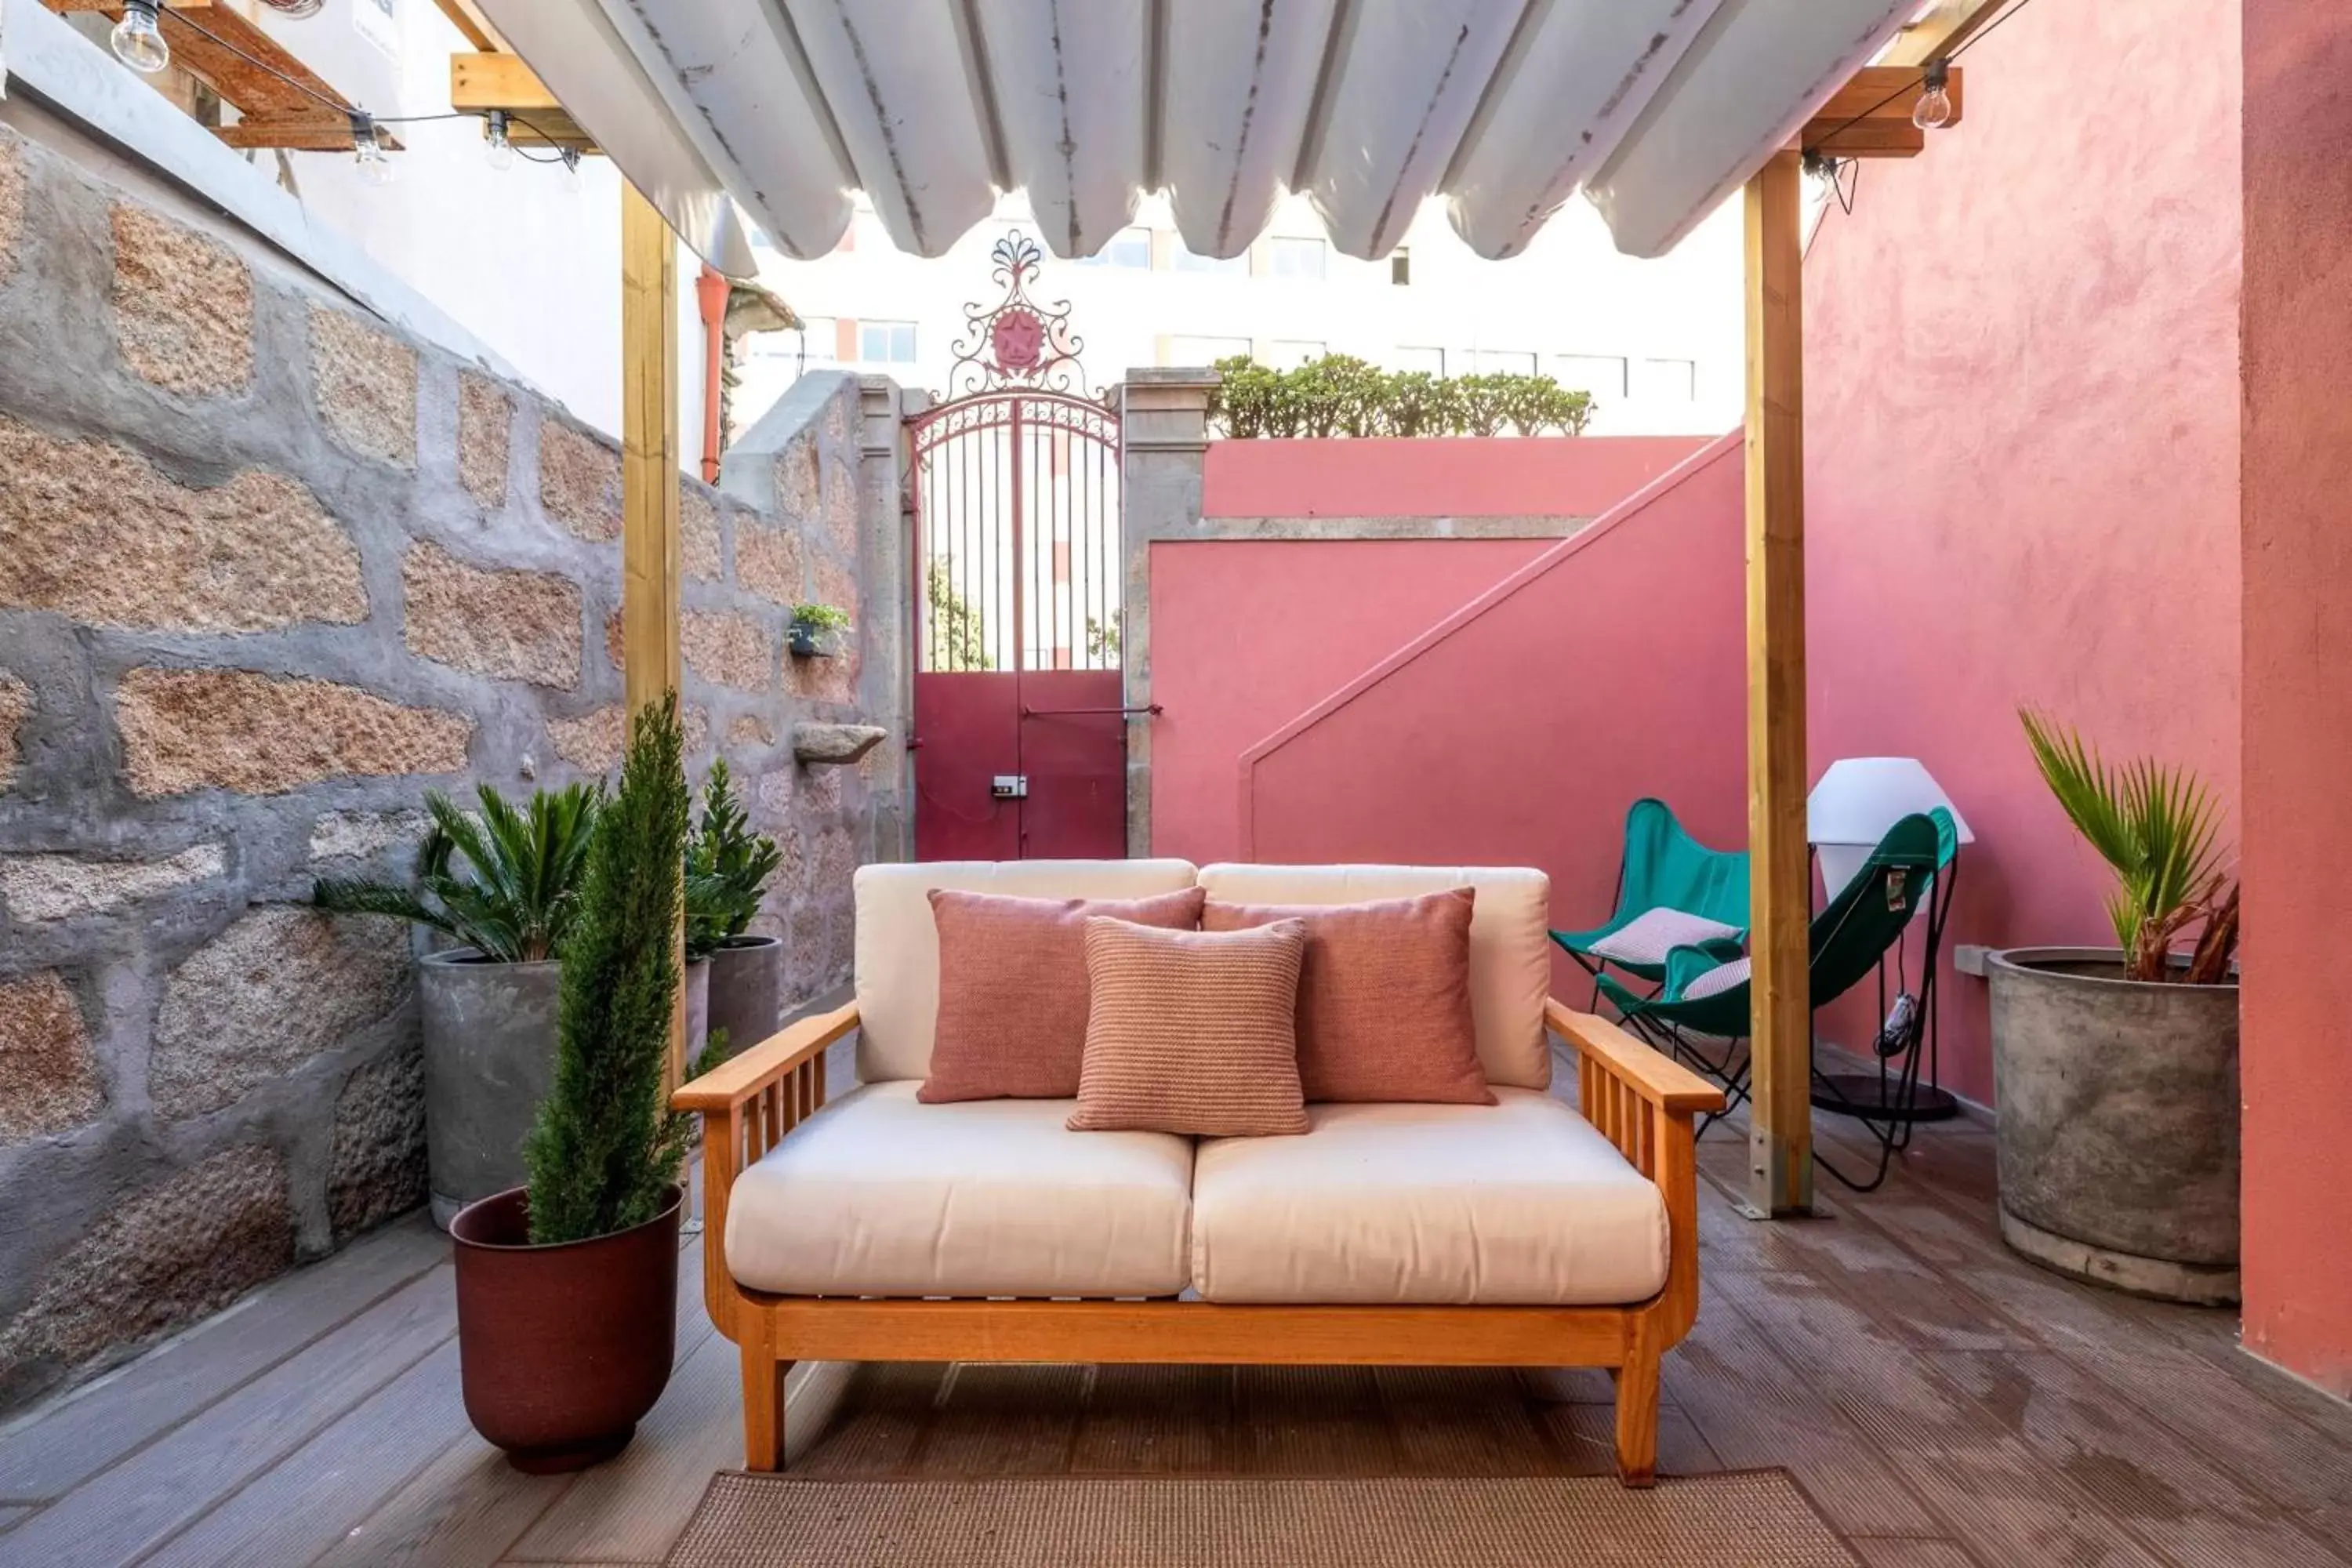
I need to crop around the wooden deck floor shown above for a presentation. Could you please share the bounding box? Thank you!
[2,1038,2348,1568]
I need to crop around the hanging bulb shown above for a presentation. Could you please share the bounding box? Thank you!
[111,0,171,74]
[350,114,396,187]
[483,111,517,173]
[560,147,585,197]
[1911,60,1954,131]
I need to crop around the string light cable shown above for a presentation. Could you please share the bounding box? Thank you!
[114,3,579,176]
[1807,0,2041,209]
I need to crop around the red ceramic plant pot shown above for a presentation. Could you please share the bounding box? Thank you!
[449,1184,682,1473]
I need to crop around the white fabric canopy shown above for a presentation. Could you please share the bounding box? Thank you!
[474,0,1917,274]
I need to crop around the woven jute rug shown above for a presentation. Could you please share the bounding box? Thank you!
[662,1471,1861,1566]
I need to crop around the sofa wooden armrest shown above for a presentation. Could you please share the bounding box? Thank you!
[1545,1000,1726,1116]
[672,1000,857,1346]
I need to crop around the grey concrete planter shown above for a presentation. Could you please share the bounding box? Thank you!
[419,950,561,1229]
[1987,946,2241,1305]
[684,956,711,1065]
[705,936,782,1062]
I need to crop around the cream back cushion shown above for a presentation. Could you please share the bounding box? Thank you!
[1196,864,1551,1090]
[853,859,1200,1082]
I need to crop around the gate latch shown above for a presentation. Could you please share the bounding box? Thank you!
[991,775,1029,800]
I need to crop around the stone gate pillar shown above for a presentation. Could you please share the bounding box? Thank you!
[1117,368,1218,858]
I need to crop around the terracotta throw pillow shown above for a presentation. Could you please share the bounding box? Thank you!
[1069,917,1311,1137]
[1203,888,1493,1105]
[919,886,1207,1102]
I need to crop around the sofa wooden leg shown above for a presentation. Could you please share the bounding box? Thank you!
[740,1332,789,1472]
[1612,1341,1661,1488]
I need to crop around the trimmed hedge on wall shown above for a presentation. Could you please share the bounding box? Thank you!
[1207,354,1595,439]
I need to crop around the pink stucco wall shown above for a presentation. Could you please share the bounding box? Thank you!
[1149,538,1550,866]
[2239,0,2352,1397]
[1202,436,1706,519]
[1230,437,1748,993]
[1801,0,2242,1112]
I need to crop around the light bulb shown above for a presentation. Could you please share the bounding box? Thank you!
[111,0,171,74]
[484,111,517,173]
[1911,60,1953,131]
[560,147,585,197]
[350,115,396,187]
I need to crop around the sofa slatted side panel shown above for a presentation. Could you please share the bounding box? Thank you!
[1578,1054,1658,1181]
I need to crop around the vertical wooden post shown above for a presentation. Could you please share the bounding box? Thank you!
[620,181,687,1089]
[1743,149,1813,1218]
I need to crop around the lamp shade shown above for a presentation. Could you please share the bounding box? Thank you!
[1809,757,1972,899]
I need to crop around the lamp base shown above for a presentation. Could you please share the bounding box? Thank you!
[1812,1071,1962,1123]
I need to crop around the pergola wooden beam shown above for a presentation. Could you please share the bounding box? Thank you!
[448,51,598,151]
[1742,148,1813,1218]
[1883,0,2009,67]
[44,0,402,153]
[1798,65,1965,158]
[620,182,688,1086]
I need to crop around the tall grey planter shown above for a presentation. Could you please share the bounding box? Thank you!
[706,935,782,1060]
[684,956,711,1065]
[418,950,561,1229]
[1987,946,2241,1305]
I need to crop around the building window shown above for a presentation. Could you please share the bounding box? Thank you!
[858,320,917,365]
[746,318,837,371]
[1632,357,1697,401]
[1173,241,1249,275]
[1554,354,1627,397]
[1392,346,1446,375]
[1167,334,1251,365]
[1076,227,1152,269]
[1266,236,1327,280]
[1390,248,1411,286]
[1468,349,1537,376]
[1264,340,1326,368]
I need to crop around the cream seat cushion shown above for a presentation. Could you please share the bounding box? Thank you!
[1198,863,1552,1089]
[853,858,1200,1083]
[1189,1090,1668,1305]
[724,1081,1193,1298]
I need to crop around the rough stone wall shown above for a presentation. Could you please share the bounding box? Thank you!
[0,123,905,1411]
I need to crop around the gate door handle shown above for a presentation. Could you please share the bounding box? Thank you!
[991,775,1029,799]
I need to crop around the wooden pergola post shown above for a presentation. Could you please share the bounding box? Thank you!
[1742,148,1813,1218]
[620,180,688,1087]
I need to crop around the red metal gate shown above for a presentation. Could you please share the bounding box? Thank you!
[909,236,1127,860]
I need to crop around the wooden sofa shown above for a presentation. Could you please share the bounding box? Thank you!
[673,861,1725,1486]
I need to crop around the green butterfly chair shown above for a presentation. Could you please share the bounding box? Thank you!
[1552,798,1751,1000]
[1596,808,1959,1192]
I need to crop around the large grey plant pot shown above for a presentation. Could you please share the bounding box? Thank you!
[419,950,561,1230]
[1987,946,2241,1305]
[705,936,782,1060]
[684,957,710,1065]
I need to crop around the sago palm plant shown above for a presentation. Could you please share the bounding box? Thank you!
[2019,710,2239,984]
[314,782,601,963]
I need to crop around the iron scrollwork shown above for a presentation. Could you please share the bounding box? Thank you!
[940,230,1090,398]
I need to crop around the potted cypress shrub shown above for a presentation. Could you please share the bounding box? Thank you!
[314,782,599,1227]
[1988,712,2241,1305]
[448,695,695,1472]
[687,759,784,1062]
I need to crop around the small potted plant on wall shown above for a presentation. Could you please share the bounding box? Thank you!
[687,758,785,1065]
[314,782,599,1227]
[1987,712,2241,1305]
[788,601,851,658]
[448,695,695,1473]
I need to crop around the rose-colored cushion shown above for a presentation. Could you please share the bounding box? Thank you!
[1202,888,1493,1105]
[1069,917,1311,1137]
[919,886,1207,1102]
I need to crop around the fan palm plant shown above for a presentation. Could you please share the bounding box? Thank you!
[2019,710,2239,984]
[314,782,601,964]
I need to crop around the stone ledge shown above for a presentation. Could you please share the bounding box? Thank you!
[793,723,887,766]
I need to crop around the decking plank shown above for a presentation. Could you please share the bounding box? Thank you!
[0,1266,456,1568]
[145,1338,470,1568]
[0,1218,445,1503]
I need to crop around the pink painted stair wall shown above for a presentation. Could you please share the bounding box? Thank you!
[1234,434,1748,993]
